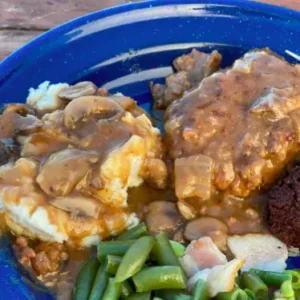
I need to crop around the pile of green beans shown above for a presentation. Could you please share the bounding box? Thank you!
[73,223,188,300]
[73,222,300,300]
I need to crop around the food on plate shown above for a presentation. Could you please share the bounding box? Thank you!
[267,164,300,248]
[0,81,166,247]
[150,49,222,109]
[74,224,298,300]
[1,48,300,299]
[165,49,300,199]
[227,233,288,272]
[180,236,227,277]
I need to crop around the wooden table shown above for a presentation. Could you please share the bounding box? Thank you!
[0,0,299,61]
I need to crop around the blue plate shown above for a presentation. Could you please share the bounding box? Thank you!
[1,0,300,298]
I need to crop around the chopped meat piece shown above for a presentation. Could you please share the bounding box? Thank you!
[14,236,69,276]
[151,49,222,109]
[175,154,213,200]
[185,237,227,270]
[174,49,222,85]
[166,49,300,197]
[151,72,191,109]
[186,257,244,295]
[207,258,245,297]
[267,165,300,247]
[227,234,288,272]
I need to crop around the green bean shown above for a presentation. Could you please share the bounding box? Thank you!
[97,240,135,262]
[133,266,186,292]
[121,280,134,299]
[241,272,268,298]
[170,296,191,300]
[192,279,209,300]
[170,241,186,257]
[250,269,292,286]
[127,292,151,300]
[102,277,122,300]
[88,261,109,300]
[281,280,294,298]
[73,257,99,300]
[235,276,241,288]
[215,289,248,300]
[156,290,191,300]
[115,236,155,282]
[151,232,181,267]
[285,270,300,289]
[116,223,148,240]
[153,298,164,300]
[244,289,255,300]
[105,255,122,275]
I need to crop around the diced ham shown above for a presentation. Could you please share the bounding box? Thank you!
[186,237,227,269]
[180,237,227,277]
[207,258,245,297]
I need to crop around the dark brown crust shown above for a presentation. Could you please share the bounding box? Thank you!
[267,165,300,247]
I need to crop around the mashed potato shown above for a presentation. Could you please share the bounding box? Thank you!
[0,81,166,246]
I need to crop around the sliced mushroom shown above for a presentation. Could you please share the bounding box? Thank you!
[21,133,68,158]
[0,112,42,138]
[36,149,99,197]
[184,217,228,249]
[3,104,36,116]
[63,96,124,129]
[50,196,104,219]
[58,81,97,100]
[146,201,183,235]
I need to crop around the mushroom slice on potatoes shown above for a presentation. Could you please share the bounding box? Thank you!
[58,81,97,100]
[50,196,104,219]
[63,96,124,129]
[37,149,98,197]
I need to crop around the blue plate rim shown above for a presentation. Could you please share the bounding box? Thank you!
[1,0,300,76]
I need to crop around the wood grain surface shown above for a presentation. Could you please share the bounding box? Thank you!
[0,0,299,61]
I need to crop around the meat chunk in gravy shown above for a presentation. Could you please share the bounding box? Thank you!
[14,236,69,276]
[166,49,300,198]
[150,49,222,109]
